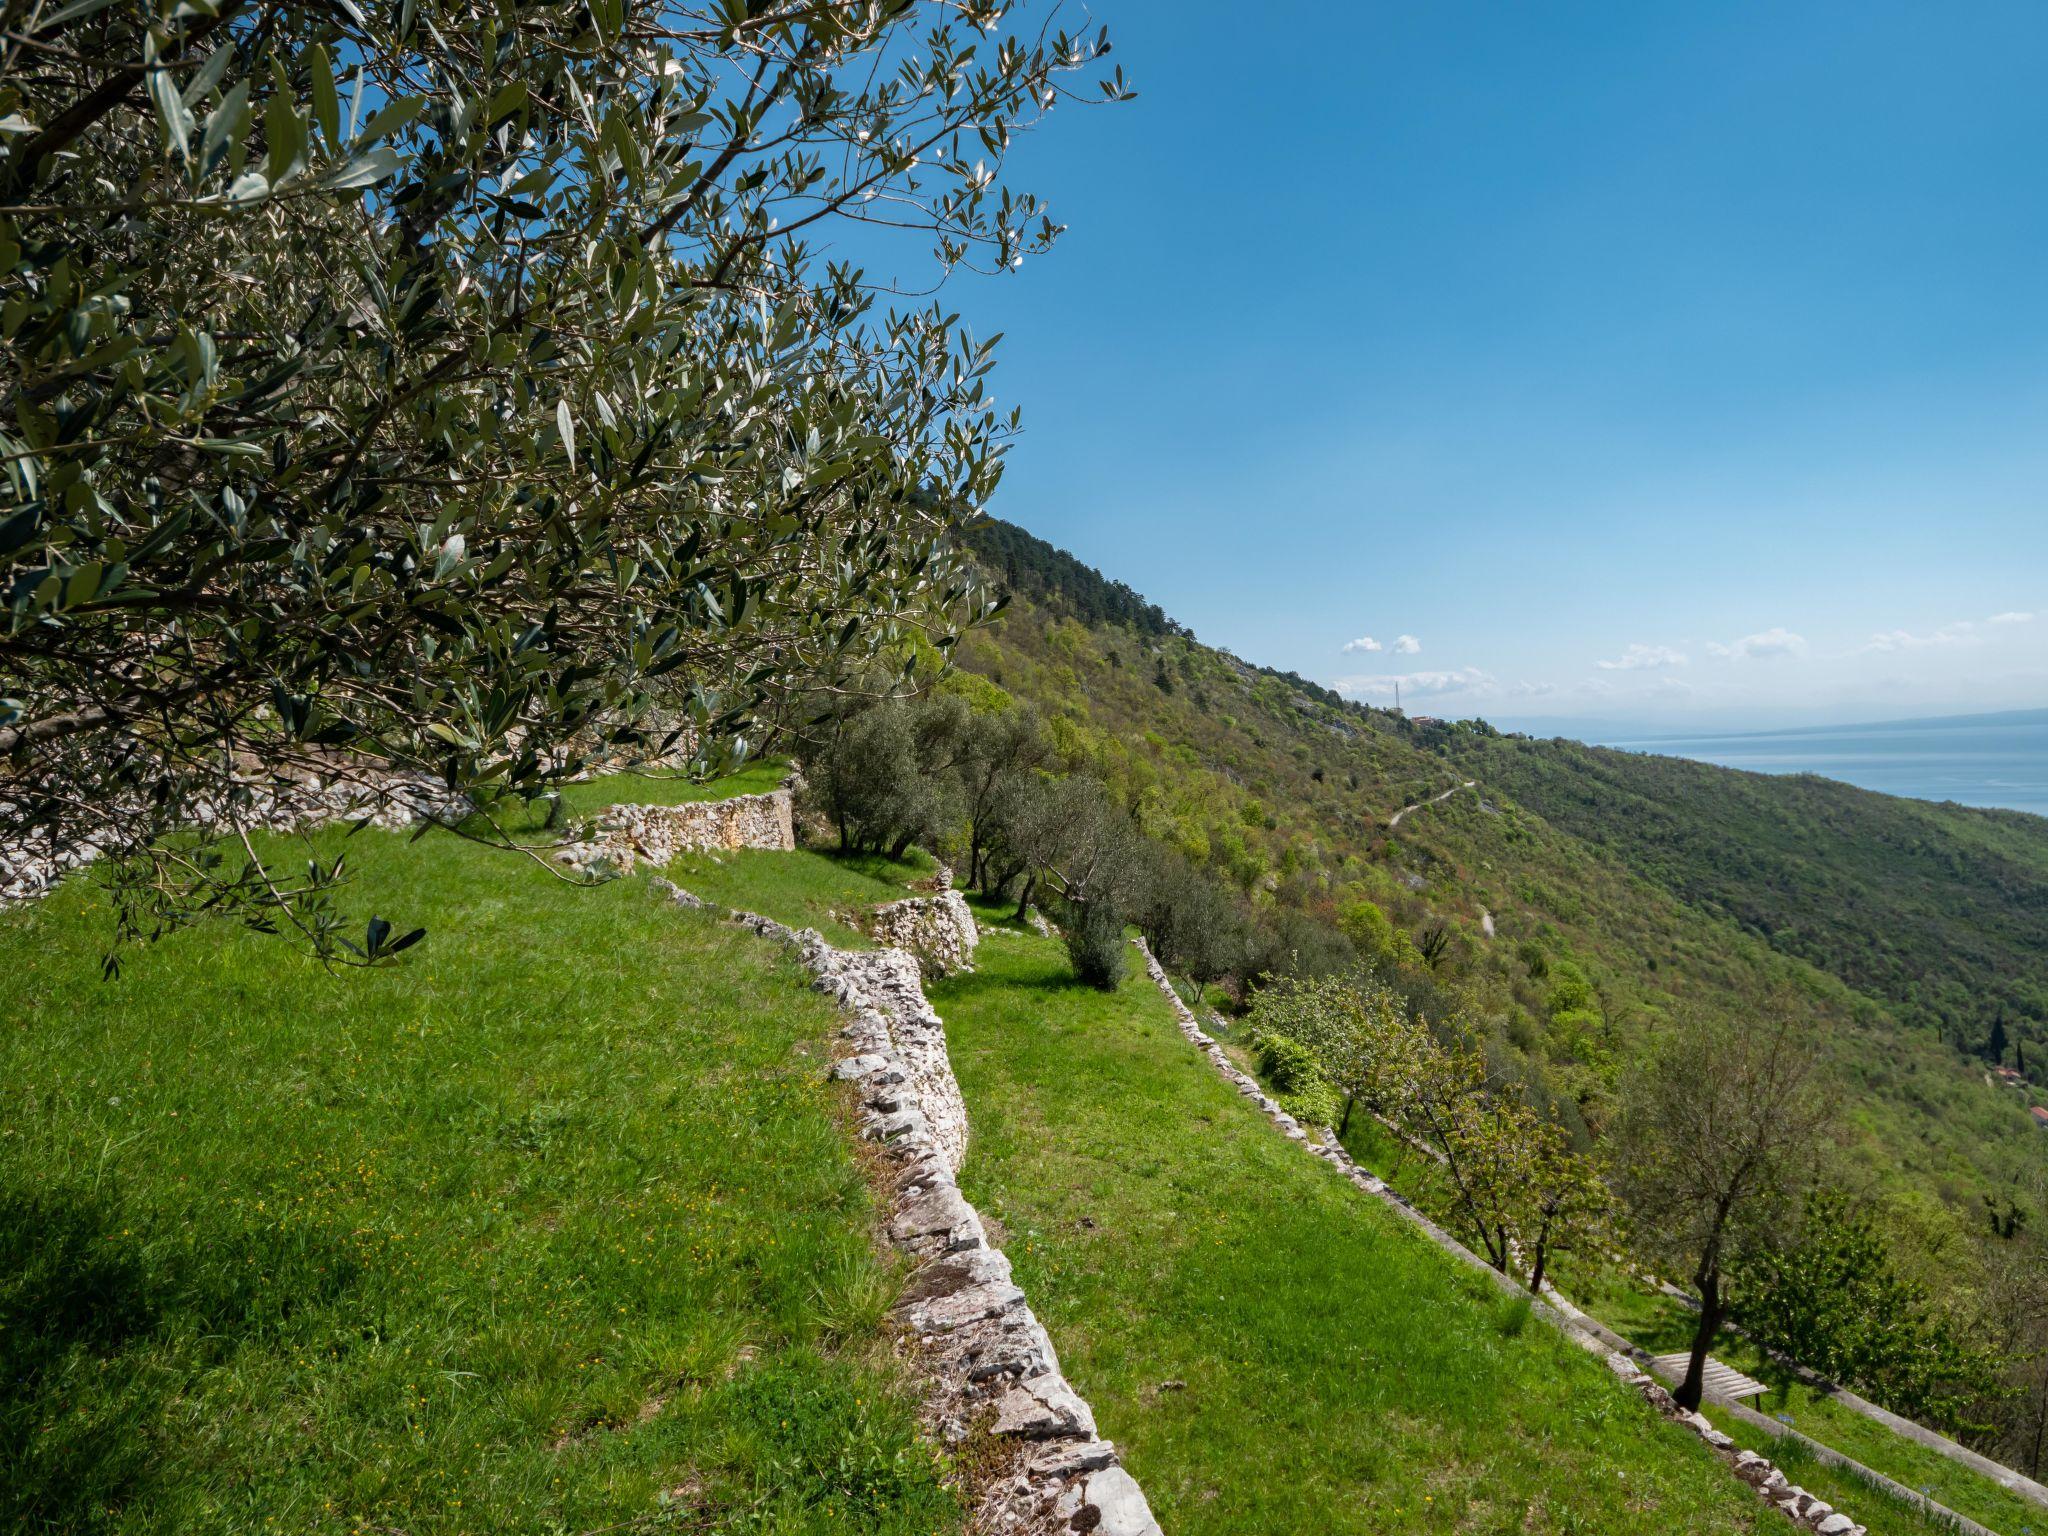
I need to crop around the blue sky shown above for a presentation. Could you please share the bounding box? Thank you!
[862,0,2048,731]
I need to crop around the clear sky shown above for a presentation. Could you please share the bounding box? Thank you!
[869,0,2048,732]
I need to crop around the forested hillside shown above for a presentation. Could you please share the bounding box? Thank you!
[954,517,2048,1246]
[1433,732,2048,1076]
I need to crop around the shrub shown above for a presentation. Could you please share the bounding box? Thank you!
[1253,1030,1342,1129]
[1064,901,1130,991]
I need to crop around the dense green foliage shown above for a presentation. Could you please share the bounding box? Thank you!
[1438,732,2048,1081]
[1735,1191,1999,1434]
[962,514,1182,638]
[0,1,1120,959]
[0,782,958,1534]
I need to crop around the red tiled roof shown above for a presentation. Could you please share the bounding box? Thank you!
[2031,1105,2048,1125]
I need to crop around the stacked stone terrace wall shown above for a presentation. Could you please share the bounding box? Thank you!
[0,770,470,908]
[556,789,794,875]
[862,873,980,978]
[656,879,1161,1536]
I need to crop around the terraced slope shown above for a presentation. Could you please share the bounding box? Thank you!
[0,777,958,1536]
[931,910,1786,1534]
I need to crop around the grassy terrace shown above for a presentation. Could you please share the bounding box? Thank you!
[932,900,1778,1535]
[646,844,1955,1532]
[0,776,961,1536]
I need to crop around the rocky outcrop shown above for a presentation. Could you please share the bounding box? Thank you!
[557,789,793,875]
[863,874,980,978]
[1132,934,1870,1536]
[658,881,1161,1536]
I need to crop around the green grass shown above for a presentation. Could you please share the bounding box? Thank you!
[1722,1419,1972,1536]
[0,783,962,1535]
[1560,1276,2047,1536]
[554,757,791,816]
[929,899,1786,1535]
[660,845,934,949]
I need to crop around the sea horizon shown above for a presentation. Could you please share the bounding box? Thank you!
[1592,710,2048,817]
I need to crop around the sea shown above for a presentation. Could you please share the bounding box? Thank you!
[1595,711,2048,818]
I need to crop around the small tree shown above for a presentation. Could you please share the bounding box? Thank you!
[1133,844,1247,995]
[803,699,958,856]
[987,773,1149,988]
[1735,1190,1998,1433]
[953,702,1046,889]
[1518,1116,1613,1296]
[1616,1010,1827,1411]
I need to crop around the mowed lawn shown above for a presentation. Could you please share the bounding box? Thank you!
[931,910,1782,1536]
[0,778,962,1536]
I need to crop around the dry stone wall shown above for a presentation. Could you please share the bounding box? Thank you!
[655,880,1162,1536]
[1132,935,1873,1536]
[556,789,793,876]
[0,770,470,908]
[862,875,980,979]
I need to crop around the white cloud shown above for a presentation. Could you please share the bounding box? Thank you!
[1859,621,1979,654]
[1332,666,1492,702]
[1393,634,1422,654]
[1707,627,1808,661]
[1988,610,2036,626]
[1597,643,1688,672]
[1341,635,1383,654]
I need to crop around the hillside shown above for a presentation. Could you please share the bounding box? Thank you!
[954,517,2047,1250]
[1431,730,2048,1064]
[8,777,1938,1535]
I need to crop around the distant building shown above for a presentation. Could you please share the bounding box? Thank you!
[2031,1105,2048,1128]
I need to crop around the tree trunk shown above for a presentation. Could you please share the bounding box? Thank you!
[1529,1242,1549,1297]
[889,829,915,860]
[2027,1366,2047,1477]
[1013,874,1035,922]
[1676,1267,1723,1412]
[1338,1094,1355,1138]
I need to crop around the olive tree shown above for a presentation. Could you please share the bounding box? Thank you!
[0,0,1125,961]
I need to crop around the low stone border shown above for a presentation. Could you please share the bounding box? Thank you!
[657,879,1162,1536]
[1133,937,1875,1536]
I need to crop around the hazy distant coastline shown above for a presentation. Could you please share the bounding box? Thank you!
[1593,709,2048,816]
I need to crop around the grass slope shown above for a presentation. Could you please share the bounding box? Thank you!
[931,905,1780,1535]
[0,784,961,1536]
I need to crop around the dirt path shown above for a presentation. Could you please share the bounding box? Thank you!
[1388,779,1476,828]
